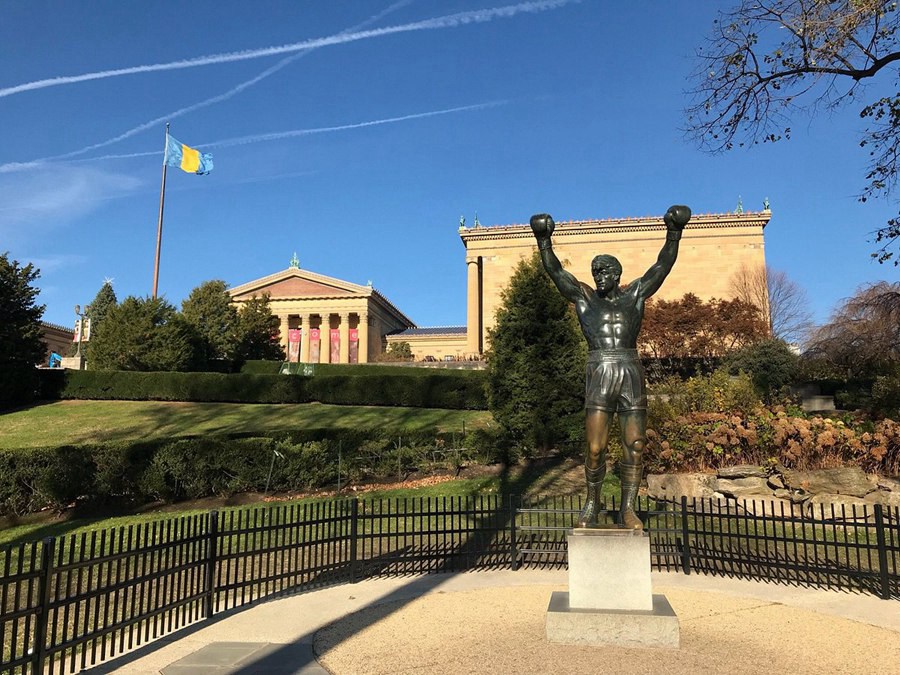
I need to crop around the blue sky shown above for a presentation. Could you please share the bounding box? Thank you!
[1,0,897,331]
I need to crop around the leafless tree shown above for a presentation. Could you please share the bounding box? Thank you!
[806,281,900,374]
[685,0,900,262]
[730,264,813,345]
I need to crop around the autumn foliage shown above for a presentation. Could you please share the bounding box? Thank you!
[646,408,900,477]
[639,293,768,378]
[643,369,899,476]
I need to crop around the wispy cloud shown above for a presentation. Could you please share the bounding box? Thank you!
[27,253,88,274]
[205,101,506,148]
[0,101,507,173]
[0,166,141,232]
[0,1,575,98]
[40,0,416,162]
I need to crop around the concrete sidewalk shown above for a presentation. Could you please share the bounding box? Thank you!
[84,570,899,674]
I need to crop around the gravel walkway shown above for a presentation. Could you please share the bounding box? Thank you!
[315,583,899,675]
[87,570,899,675]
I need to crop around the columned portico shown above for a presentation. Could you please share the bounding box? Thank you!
[465,256,481,356]
[229,265,415,365]
[359,312,369,363]
[319,314,331,364]
[300,313,311,363]
[339,313,350,364]
[279,315,290,352]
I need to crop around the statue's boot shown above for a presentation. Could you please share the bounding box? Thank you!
[577,464,606,528]
[618,461,643,530]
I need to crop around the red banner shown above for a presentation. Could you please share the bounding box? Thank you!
[330,329,340,363]
[349,329,359,364]
[287,329,301,363]
[309,329,320,363]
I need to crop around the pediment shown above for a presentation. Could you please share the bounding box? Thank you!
[229,268,370,301]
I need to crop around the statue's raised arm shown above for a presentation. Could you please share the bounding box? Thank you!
[637,205,691,298]
[530,213,588,304]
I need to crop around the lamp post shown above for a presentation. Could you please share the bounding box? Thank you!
[74,304,84,360]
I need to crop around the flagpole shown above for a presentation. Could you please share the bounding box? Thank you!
[152,122,170,299]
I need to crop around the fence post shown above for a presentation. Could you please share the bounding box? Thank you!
[33,537,55,673]
[873,504,891,600]
[680,496,692,576]
[204,510,219,618]
[509,495,519,571]
[349,498,360,583]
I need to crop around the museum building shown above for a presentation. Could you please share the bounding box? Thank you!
[230,208,771,363]
[228,262,414,364]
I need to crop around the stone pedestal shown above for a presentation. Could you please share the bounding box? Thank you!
[546,528,679,648]
[60,356,84,370]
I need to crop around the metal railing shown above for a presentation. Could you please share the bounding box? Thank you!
[1,495,897,674]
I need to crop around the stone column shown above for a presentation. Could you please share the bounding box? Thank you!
[339,312,350,364]
[320,314,331,363]
[300,314,311,363]
[466,257,481,356]
[358,311,369,364]
[279,314,290,353]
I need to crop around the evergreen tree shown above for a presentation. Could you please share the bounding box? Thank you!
[86,280,117,327]
[83,280,117,362]
[382,341,413,361]
[486,252,585,452]
[0,253,45,408]
[233,294,285,362]
[89,296,203,371]
[181,279,238,363]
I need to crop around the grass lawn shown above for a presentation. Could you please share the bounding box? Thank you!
[0,400,491,450]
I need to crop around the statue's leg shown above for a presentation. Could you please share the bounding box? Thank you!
[578,409,610,527]
[618,411,646,530]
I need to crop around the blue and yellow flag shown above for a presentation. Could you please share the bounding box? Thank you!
[164,135,213,175]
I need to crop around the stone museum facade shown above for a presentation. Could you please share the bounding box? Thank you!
[40,321,73,362]
[458,209,770,356]
[228,265,414,364]
[233,208,770,363]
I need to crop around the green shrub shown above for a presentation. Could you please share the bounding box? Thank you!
[871,367,900,418]
[725,339,799,401]
[91,441,157,501]
[34,445,96,509]
[240,360,281,374]
[274,440,337,490]
[36,368,487,409]
[0,445,96,515]
[650,370,760,422]
[0,427,471,517]
[141,437,275,500]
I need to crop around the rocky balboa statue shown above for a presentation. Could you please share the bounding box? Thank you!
[530,205,691,529]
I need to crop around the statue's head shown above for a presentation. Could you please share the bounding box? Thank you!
[591,254,622,292]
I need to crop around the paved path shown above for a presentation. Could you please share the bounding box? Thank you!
[84,570,899,674]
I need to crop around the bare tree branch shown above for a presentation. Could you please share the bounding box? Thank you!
[806,281,900,373]
[686,0,900,263]
[729,264,814,345]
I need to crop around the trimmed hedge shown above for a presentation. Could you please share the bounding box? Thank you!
[0,428,476,516]
[35,367,487,409]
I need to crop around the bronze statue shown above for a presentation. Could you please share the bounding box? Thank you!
[530,206,691,529]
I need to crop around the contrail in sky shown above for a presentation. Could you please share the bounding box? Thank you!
[43,0,415,161]
[0,0,576,98]
[204,101,506,148]
[0,101,506,173]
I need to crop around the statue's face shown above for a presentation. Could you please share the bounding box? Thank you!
[593,265,620,294]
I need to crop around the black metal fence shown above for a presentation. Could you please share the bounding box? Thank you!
[1,495,897,674]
